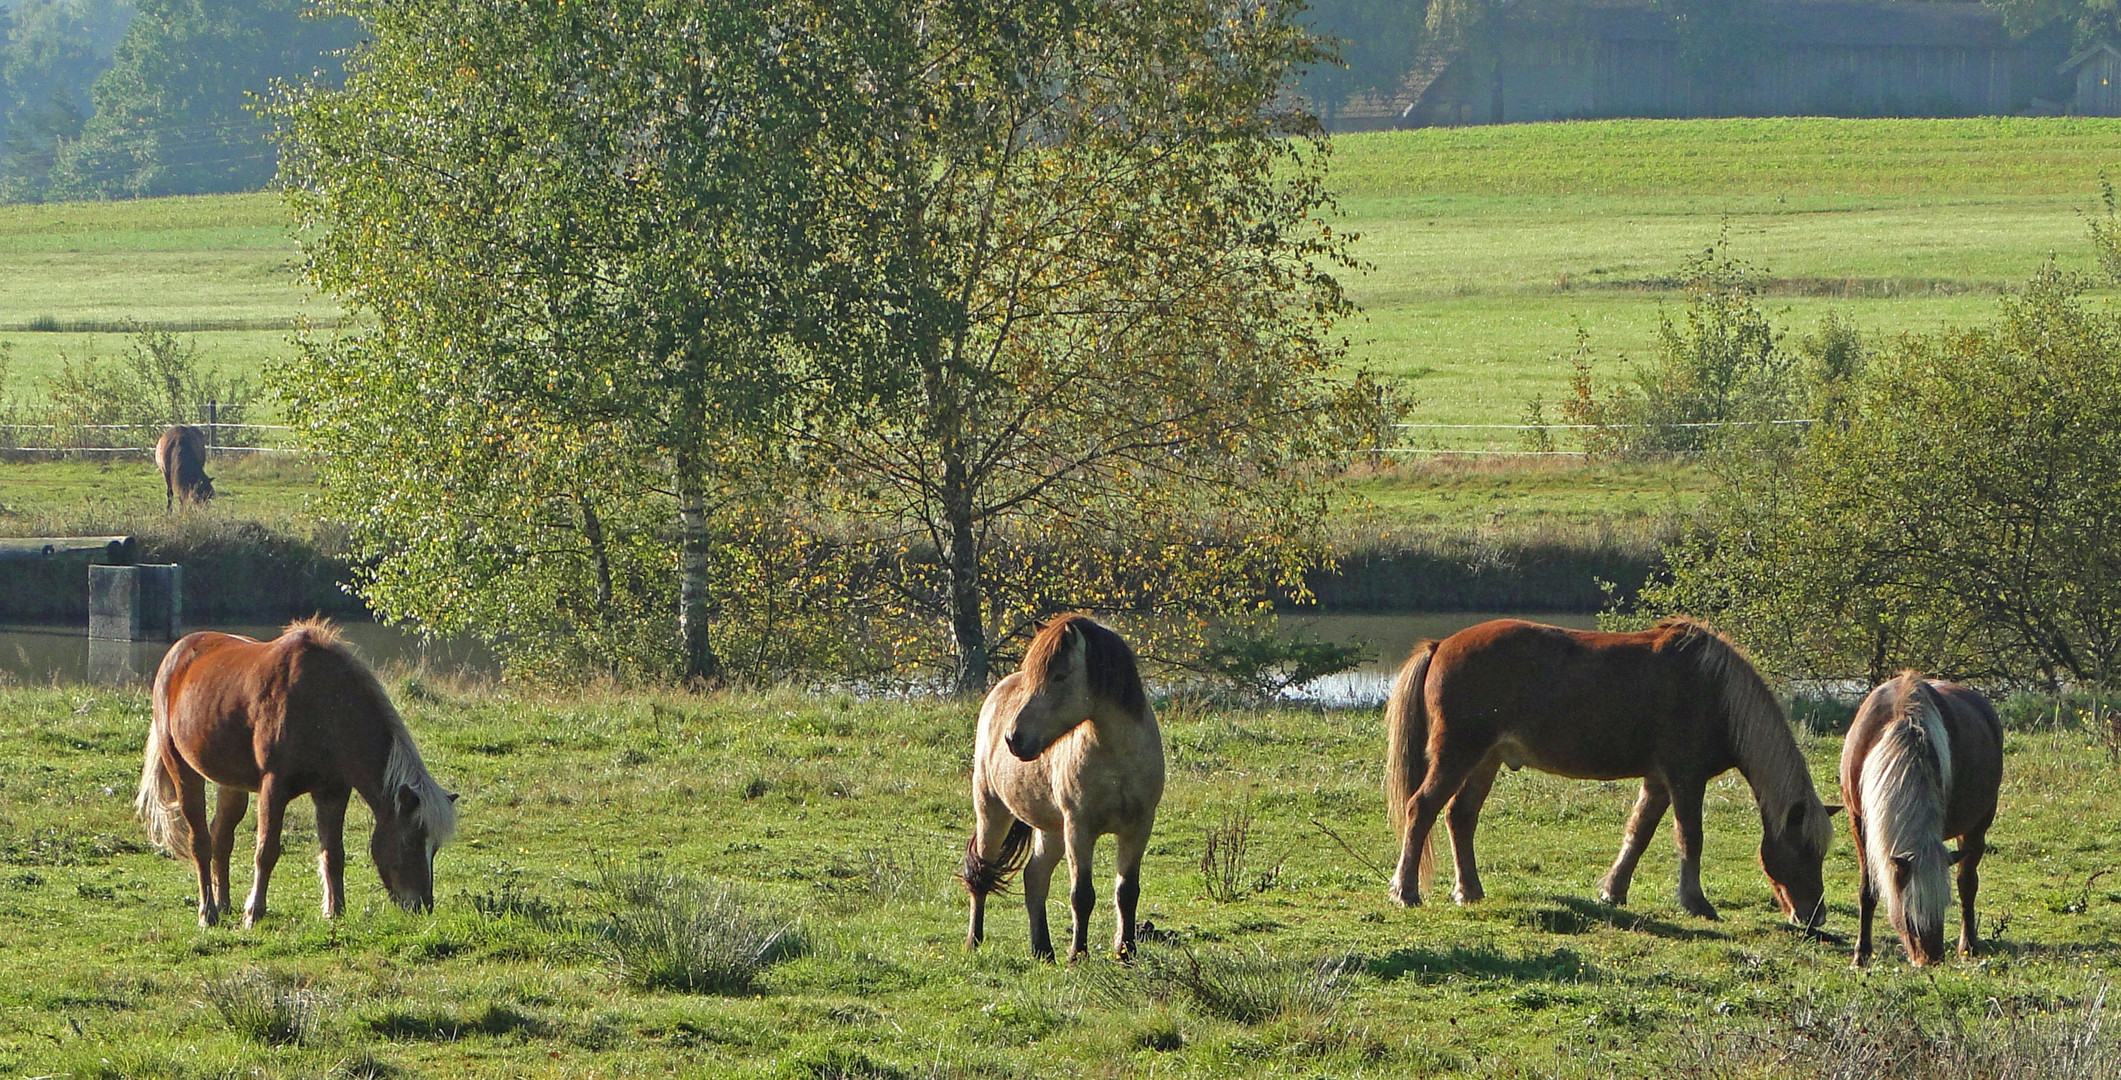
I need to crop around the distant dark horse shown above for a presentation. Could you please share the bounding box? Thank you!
[154,425,213,511]
[137,620,457,927]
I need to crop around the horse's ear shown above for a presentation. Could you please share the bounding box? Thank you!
[1947,848,1964,865]
[395,784,420,819]
[447,791,460,804]
[1822,803,1843,818]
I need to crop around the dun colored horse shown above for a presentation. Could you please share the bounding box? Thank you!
[963,614,1163,961]
[136,620,457,927]
[1841,673,2002,967]
[154,425,213,511]
[1386,618,1840,923]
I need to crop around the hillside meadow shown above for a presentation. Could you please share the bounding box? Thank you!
[2,680,2120,1077]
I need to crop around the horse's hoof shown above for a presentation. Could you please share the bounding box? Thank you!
[1452,888,1484,904]
[1388,886,1420,908]
[1597,885,1628,906]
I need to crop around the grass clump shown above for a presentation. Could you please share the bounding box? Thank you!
[597,863,809,994]
[200,967,331,1046]
[1086,943,1357,1024]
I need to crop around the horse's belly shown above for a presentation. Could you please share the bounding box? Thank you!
[1500,736,1642,782]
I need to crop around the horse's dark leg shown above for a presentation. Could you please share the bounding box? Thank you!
[1021,828,1064,962]
[1599,776,1671,906]
[1063,821,1098,962]
[242,774,291,929]
[1668,776,1718,919]
[1111,827,1149,960]
[1956,827,1988,957]
[313,787,350,919]
[1852,814,1876,967]
[1391,738,1490,907]
[209,785,249,922]
[1446,754,1502,904]
[175,763,216,927]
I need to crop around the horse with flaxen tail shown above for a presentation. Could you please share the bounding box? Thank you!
[1386,618,1839,923]
[963,614,1163,961]
[136,619,456,928]
[1841,672,2001,967]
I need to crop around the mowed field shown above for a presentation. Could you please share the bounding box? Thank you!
[3,683,2120,1078]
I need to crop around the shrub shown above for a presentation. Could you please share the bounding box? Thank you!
[1085,943,1356,1024]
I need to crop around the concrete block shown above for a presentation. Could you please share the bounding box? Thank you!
[88,564,183,642]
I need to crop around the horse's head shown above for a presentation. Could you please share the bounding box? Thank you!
[1883,842,1959,966]
[1759,797,1840,928]
[1003,620,1097,762]
[193,474,215,503]
[371,783,458,911]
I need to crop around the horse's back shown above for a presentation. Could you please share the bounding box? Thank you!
[156,625,383,790]
[1426,619,1696,778]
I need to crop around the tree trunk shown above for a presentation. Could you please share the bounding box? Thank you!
[944,455,987,695]
[674,460,721,685]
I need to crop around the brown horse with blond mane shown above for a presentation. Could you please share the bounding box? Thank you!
[1841,672,2002,967]
[136,619,457,927]
[963,613,1163,961]
[1386,618,1839,923]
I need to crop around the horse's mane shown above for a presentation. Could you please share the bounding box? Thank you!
[1021,613,1148,715]
[283,619,458,844]
[1655,618,1814,818]
[1860,672,1951,911]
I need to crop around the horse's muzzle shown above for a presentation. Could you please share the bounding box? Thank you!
[1004,732,1040,761]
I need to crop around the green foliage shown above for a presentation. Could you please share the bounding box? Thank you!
[1557,240,1802,458]
[1297,0,1424,124]
[202,967,332,1046]
[1645,236,2121,684]
[34,323,257,449]
[0,0,133,198]
[1085,943,1357,1024]
[1188,623,1369,701]
[48,0,353,200]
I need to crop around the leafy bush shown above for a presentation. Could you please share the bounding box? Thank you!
[1189,624,1368,701]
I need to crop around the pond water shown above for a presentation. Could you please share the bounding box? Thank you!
[0,611,1595,700]
[0,621,496,686]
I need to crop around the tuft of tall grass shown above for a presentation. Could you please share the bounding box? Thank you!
[200,967,332,1046]
[1083,942,1357,1024]
[1673,986,2121,1080]
[597,864,809,994]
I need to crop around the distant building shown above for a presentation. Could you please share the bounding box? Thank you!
[1362,0,2073,127]
[2060,42,2121,116]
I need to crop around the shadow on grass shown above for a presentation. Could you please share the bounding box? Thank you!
[366,1002,552,1042]
[1520,895,1730,942]
[1367,941,1596,984]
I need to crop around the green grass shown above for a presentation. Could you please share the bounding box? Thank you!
[3,681,2120,1077]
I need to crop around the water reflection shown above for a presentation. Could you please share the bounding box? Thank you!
[0,622,496,686]
[1278,612,1601,706]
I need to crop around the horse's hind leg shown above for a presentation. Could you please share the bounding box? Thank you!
[314,787,350,919]
[1668,776,1718,919]
[1598,776,1670,907]
[209,785,249,921]
[175,764,216,927]
[1391,739,1490,907]
[1446,755,1502,904]
[1956,826,1989,956]
[1021,829,1065,962]
[242,774,292,929]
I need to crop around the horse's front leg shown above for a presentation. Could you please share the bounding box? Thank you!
[1851,814,1875,967]
[1599,776,1671,906]
[209,785,249,921]
[242,775,292,929]
[1668,777,1718,919]
[1021,829,1064,962]
[1956,828,1988,957]
[1111,827,1149,960]
[1063,820,1098,962]
[313,787,350,919]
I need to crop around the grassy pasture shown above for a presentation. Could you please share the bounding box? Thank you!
[2,681,2119,1078]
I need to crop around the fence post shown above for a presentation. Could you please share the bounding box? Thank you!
[206,398,218,450]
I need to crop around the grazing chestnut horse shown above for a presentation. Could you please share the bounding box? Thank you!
[964,613,1163,961]
[1386,618,1840,923]
[1841,673,2002,967]
[154,425,213,511]
[136,620,457,927]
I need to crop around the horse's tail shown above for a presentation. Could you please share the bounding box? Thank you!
[135,682,189,858]
[1386,640,1438,885]
[961,819,1035,896]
